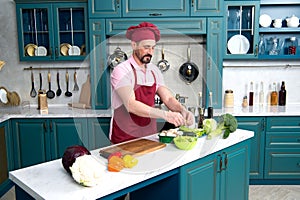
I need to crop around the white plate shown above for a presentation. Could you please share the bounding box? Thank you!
[35,46,47,56]
[227,34,250,54]
[259,14,272,27]
[68,46,81,56]
[0,88,8,104]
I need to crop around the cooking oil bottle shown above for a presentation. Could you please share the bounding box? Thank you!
[249,81,254,106]
[270,82,278,106]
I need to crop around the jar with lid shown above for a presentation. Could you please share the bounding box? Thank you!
[224,90,234,108]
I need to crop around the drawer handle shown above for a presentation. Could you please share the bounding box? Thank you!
[149,13,162,16]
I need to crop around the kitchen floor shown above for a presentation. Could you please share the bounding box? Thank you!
[1,185,300,200]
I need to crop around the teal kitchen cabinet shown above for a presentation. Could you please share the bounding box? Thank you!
[89,0,224,18]
[236,117,265,179]
[88,19,111,109]
[224,1,260,59]
[87,117,111,150]
[15,2,88,61]
[11,118,88,169]
[180,139,251,200]
[265,117,300,180]
[258,0,300,60]
[89,0,189,18]
[0,121,14,198]
[88,0,121,18]
[191,0,223,16]
[206,17,223,108]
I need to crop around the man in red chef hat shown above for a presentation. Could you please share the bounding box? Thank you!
[110,22,194,144]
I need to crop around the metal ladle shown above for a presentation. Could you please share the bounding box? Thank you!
[65,71,72,97]
[73,71,79,91]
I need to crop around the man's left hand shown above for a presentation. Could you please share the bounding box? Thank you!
[181,109,194,126]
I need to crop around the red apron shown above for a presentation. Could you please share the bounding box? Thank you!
[111,64,157,144]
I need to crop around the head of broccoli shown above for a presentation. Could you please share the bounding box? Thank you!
[217,113,238,139]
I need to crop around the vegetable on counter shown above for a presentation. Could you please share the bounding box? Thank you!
[107,152,138,172]
[62,145,105,187]
[178,126,206,137]
[206,113,238,139]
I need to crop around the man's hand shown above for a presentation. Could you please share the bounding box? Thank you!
[164,111,185,127]
[181,109,194,126]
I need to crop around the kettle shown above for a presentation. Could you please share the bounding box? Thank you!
[286,15,299,28]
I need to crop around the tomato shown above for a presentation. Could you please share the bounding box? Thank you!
[122,155,138,168]
[107,151,122,160]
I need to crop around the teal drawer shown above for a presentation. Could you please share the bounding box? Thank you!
[266,117,300,132]
[264,149,300,179]
[266,132,300,148]
[106,18,207,35]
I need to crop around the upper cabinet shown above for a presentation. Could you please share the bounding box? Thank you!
[88,0,223,18]
[224,1,260,59]
[258,0,300,60]
[16,2,88,61]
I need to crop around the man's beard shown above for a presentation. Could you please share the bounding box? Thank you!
[137,53,152,64]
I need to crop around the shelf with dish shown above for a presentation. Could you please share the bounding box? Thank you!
[224,1,260,59]
[16,3,88,61]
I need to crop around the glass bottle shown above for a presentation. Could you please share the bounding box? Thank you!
[288,37,297,55]
[278,81,286,106]
[249,82,254,106]
[270,82,278,106]
[258,34,266,55]
[259,81,264,106]
[207,92,213,118]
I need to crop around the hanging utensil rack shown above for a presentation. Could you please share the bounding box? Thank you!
[23,66,89,71]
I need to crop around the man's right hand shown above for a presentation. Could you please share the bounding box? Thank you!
[164,111,185,127]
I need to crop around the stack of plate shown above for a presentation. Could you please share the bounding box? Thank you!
[60,43,81,56]
[24,44,47,56]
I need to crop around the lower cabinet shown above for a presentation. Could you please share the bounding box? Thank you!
[11,117,111,169]
[11,118,88,169]
[265,117,300,180]
[236,117,265,179]
[180,139,251,200]
[0,121,13,197]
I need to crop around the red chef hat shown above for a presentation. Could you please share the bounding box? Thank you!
[126,22,160,42]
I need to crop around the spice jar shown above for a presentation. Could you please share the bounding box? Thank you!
[224,90,234,108]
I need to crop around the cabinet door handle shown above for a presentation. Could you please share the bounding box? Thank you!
[191,0,194,7]
[43,122,47,132]
[149,13,162,16]
[217,155,222,173]
[224,154,228,170]
[49,120,53,132]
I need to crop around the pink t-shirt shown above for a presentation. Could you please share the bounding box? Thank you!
[111,55,165,109]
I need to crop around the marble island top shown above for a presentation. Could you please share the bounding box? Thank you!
[1,104,300,124]
[9,129,254,200]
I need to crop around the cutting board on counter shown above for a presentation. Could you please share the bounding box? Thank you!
[99,138,166,158]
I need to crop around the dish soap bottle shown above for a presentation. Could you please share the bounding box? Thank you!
[278,81,286,106]
[270,82,278,106]
[207,92,213,118]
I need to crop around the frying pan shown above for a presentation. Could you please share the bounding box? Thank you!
[108,46,128,69]
[179,46,199,84]
[157,46,170,72]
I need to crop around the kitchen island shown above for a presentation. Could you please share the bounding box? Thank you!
[9,129,254,200]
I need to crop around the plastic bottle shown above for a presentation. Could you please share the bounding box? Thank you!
[278,81,286,106]
[259,82,264,106]
[270,82,278,106]
[249,82,254,106]
[207,92,213,118]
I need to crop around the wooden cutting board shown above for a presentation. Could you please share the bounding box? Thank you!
[79,74,91,106]
[99,138,166,158]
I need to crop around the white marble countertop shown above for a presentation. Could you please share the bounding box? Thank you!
[1,104,300,124]
[9,129,254,200]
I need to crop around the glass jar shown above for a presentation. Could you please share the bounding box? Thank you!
[224,90,234,108]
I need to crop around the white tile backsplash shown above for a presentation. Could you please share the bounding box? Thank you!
[223,65,300,107]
